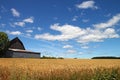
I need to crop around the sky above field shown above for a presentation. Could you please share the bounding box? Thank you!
[0,0,120,58]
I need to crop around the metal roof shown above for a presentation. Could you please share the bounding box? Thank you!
[9,48,40,54]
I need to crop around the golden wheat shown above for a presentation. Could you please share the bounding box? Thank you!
[0,58,120,80]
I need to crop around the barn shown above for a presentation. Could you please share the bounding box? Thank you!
[6,37,40,58]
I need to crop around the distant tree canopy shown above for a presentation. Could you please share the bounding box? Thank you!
[0,32,9,57]
[41,55,64,59]
[92,56,120,59]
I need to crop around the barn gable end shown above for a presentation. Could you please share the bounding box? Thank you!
[9,37,25,50]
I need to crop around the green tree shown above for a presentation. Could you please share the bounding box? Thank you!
[0,32,9,57]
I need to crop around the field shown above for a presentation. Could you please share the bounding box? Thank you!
[0,58,120,80]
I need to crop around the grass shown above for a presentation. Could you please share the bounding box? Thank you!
[0,58,120,80]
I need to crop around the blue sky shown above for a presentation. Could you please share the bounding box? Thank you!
[0,0,120,58]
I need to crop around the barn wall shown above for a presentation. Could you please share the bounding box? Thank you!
[9,41,25,50]
[12,52,40,58]
[5,50,13,58]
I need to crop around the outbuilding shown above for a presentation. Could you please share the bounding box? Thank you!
[6,37,40,58]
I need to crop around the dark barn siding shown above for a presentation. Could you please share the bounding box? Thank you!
[6,50,40,58]
[5,50,13,58]
[12,52,40,58]
[9,37,25,50]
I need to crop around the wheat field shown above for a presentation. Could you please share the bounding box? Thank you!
[0,58,120,80]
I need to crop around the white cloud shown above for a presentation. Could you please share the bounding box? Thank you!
[26,30,33,33]
[35,33,65,41]
[82,19,89,23]
[67,49,76,54]
[77,28,119,43]
[35,24,119,43]
[34,14,120,44]
[81,45,89,49]
[11,17,34,27]
[35,24,86,41]
[72,16,78,21]
[11,8,20,17]
[79,52,84,55]
[63,45,73,49]
[26,33,31,37]
[7,31,21,35]
[104,28,119,38]
[14,22,25,27]
[23,17,34,23]
[80,43,89,49]
[76,1,98,9]
[94,14,120,29]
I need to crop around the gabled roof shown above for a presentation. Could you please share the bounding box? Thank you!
[9,37,25,50]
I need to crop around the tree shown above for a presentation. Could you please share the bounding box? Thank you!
[0,32,9,57]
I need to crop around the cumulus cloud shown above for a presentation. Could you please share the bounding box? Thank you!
[76,1,98,9]
[11,8,20,17]
[81,45,89,49]
[67,49,76,54]
[26,30,33,33]
[63,45,73,49]
[72,16,78,21]
[77,28,119,43]
[94,14,120,29]
[7,31,21,35]
[11,17,34,27]
[14,22,25,27]
[35,25,119,43]
[26,33,31,37]
[23,17,34,23]
[82,19,89,23]
[79,52,84,55]
[34,14,120,44]
[104,28,119,38]
[35,24,86,41]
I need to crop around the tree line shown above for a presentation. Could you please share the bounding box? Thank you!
[41,56,64,59]
[92,56,120,59]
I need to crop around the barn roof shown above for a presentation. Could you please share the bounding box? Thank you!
[8,37,40,55]
[9,48,40,54]
[9,37,25,50]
